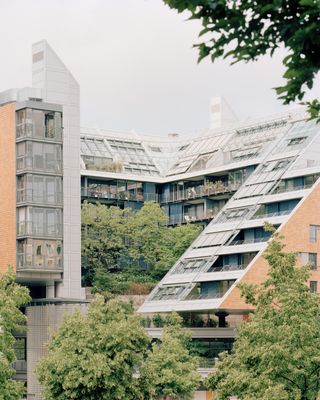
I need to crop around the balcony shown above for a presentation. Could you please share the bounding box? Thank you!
[12,359,27,373]
[250,209,292,220]
[146,327,236,339]
[16,122,62,141]
[161,181,241,203]
[272,182,314,195]
[167,210,219,226]
[16,156,62,174]
[17,254,63,271]
[229,237,268,246]
[17,189,63,205]
[17,222,63,238]
[208,264,245,273]
[81,188,158,202]
[185,291,226,301]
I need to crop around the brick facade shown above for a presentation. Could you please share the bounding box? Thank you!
[0,102,16,273]
[220,182,320,310]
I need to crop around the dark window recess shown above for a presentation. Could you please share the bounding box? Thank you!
[33,51,44,63]
[288,137,306,146]
[310,281,318,293]
[310,225,320,243]
[14,338,27,361]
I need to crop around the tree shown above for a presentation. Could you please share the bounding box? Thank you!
[81,202,128,276]
[163,0,320,120]
[140,312,201,399]
[206,231,320,400]
[37,295,151,400]
[37,298,201,400]
[0,269,30,400]
[81,201,202,293]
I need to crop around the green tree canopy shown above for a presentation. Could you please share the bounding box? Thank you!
[206,231,320,400]
[37,295,151,400]
[140,312,201,399]
[164,0,320,119]
[37,298,200,400]
[81,201,202,293]
[0,270,30,400]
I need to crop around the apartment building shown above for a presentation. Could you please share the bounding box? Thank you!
[1,41,320,400]
[81,109,320,399]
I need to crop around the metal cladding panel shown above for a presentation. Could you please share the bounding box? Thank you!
[26,302,87,400]
[32,40,83,299]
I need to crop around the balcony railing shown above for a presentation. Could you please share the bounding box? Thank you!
[167,211,219,225]
[185,291,226,300]
[12,360,27,372]
[16,156,62,174]
[272,182,314,195]
[81,188,158,202]
[250,209,292,220]
[208,264,245,273]
[17,254,63,271]
[16,122,62,141]
[228,237,268,246]
[17,189,63,205]
[161,182,241,203]
[17,222,63,238]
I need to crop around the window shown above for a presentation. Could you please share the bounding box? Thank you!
[310,225,320,243]
[173,258,208,274]
[227,208,247,219]
[310,281,318,293]
[150,285,186,301]
[272,159,290,170]
[309,253,317,270]
[288,137,306,146]
[149,146,161,152]
[14,338,26,361]
[45,113,55,138]
[178,144,189,151]
[299,252,318,270]
[33,51,44,63]
[231,146,260,160]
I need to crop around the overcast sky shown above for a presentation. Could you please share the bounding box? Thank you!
[1,0,319,135]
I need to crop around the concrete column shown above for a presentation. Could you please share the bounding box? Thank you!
[46,282,55,299]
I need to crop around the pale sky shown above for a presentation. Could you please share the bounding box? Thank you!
[1,0,319,135]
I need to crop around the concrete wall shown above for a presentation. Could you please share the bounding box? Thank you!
[0,102,16,273]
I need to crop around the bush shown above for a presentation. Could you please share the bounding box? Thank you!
[141,316,152,328]
[152,314,165,328]
[124,282,156,295]
[206,318,218,328]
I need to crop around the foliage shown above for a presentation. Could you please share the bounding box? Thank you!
[140,312,201,399]
[0,269,30,400]
[37,300,201,400]
[152,313,165,328]
[164,0,320,120]
[140,315,152,328]
[82,201,201,293]
[90,267,156,295]
[206,231,320,400]
[37,295,151,400]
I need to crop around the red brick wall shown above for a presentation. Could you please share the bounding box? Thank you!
[220,182,320,310]
[0,102,16,273]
